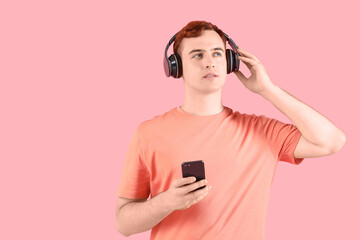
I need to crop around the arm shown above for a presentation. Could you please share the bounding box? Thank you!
[116,191,173,237]
[234,46,346,158]
[259,85,347,156]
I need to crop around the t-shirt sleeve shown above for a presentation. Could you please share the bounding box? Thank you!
[259,115,304,165]
[117,125,151,199]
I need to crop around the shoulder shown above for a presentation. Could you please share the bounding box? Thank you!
[136,107,176,135]
[231,110,266,126]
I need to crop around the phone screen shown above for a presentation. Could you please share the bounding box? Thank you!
[181,160,206,192]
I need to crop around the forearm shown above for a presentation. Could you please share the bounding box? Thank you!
[260,84,346,151]
[116,191,174,237]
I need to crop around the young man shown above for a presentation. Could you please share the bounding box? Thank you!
[115,21,346,239]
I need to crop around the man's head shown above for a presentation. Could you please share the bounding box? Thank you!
[173,21,228,94]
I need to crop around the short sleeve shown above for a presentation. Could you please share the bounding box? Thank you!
[117,126,151,199]
[259,115,304,165]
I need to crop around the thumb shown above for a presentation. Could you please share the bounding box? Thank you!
[234,70,247,82]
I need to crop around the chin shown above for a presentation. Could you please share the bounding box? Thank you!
[203,76,226,86]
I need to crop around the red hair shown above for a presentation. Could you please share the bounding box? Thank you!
[173,20,227,57]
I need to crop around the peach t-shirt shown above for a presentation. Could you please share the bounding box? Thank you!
[117,105,304,240]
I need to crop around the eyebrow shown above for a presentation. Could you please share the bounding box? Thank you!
[188,47,224,55]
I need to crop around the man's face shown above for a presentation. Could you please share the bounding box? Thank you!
[179,30,227,94]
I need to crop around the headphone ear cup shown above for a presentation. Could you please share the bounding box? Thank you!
[226,49,233,74]
[226,49,240,73]
[168,54,177,78]
[168,53,183,78]
[174,53,182,78]
[163,54,171,77]
[233,50,240,72]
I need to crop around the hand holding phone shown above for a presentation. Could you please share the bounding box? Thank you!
[162,176,211,211]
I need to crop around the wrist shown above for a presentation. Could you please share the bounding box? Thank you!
[259,84,279,99]
[155,191,174,215]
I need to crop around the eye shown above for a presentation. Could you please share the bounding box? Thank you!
[194,52,222,58]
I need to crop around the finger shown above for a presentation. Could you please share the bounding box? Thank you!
[238,55,258,69]
[174,177,196,188]
[238,49,260,62]
[234,70,247,80]
[238,56,258,73]
[237,47,260,63]
[193,186,210,200]
[186,179,207,193]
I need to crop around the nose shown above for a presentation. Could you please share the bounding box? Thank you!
[205,57,216,68]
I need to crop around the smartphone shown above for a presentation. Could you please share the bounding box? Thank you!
[181,160,206,192]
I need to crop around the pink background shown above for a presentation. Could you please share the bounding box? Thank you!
[1,0,359,239]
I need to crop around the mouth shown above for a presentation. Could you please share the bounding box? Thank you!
[203,73,219,79]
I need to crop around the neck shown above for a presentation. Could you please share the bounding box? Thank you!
[181,88,224,116]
